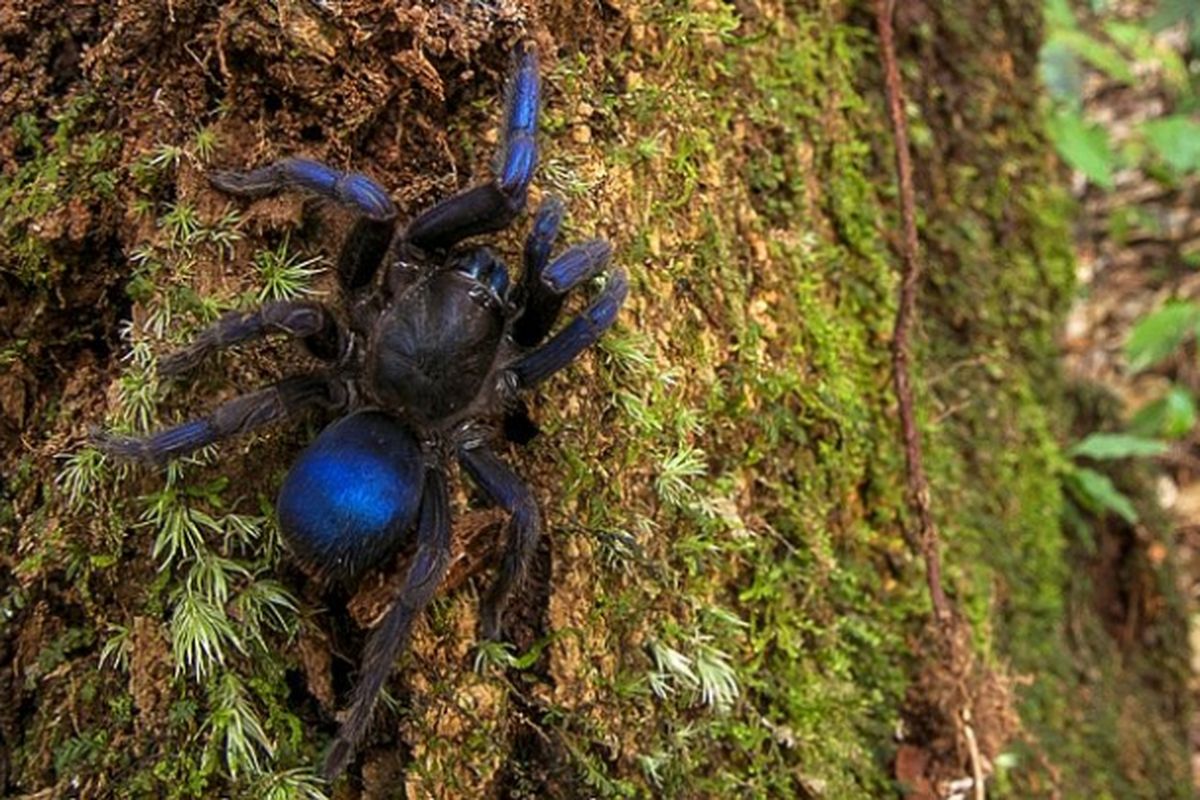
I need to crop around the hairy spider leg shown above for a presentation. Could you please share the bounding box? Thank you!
[541,240,615,295]
[209,158,397,291]
[159,301,342,376]
[456,246,512,300]
[512,196,563,346]
[501,196,568,444]
[404,45,540,251]
[338,217,395,291]
[497,42,541,197]
[458,445,541,641]
[323,468,451,781]
[521,196,564,277]
[209,158,397,221]
[509,269,629,388]
[515,212,612,346]
[95,374,344,464]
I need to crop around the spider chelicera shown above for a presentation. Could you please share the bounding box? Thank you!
[98,43,627,778]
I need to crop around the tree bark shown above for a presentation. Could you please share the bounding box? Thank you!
[0,1,1190,797]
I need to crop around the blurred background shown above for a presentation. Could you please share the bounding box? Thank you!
[1041,0,1200,784]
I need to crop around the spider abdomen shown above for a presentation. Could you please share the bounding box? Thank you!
[277,411,424,583]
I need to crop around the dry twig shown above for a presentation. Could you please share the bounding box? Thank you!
[874,0,951,623]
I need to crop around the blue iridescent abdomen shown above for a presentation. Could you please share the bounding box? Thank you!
[277,411,423,582]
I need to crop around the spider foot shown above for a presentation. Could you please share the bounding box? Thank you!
[211,158,396,221]
[511,268,629,388]
[93,374,343,464]
[91,420,214,465]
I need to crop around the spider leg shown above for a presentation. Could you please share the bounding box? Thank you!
[512,195,563,346]
[337,217,395,291]
[507,269,628,389]
[159,301,342,376]
[209,158,396,221]
[502,398,540,445]
[404,46,540,250]
[95,373,345,464]
[210,158,397,291]
[514,200,612,346]
[522,196,565,280]
[458,444,540,641]
[323,468,451,780]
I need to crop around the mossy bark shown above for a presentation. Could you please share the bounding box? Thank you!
[0,0,1191,798]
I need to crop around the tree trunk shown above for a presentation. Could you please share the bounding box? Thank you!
[0,0,1190,797]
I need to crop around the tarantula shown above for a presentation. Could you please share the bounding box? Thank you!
[99,44,627,779]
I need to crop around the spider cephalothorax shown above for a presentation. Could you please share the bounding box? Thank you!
[99,44,627,779]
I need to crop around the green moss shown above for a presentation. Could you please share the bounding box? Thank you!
[9,0,1190,796]
[524,0,1188,795]
[905,3,1190,795]
[0,95,120,286]
[507,6,921,796]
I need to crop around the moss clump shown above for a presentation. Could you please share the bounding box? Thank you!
[0,96,120,287]
[3,0,1192,797]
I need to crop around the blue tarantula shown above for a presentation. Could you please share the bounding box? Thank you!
[99,44,627,779]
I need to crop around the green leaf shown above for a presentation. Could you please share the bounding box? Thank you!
[89,554,118,569]
[1064,466,1139,523]
[1149,0,1197,36]
[1051,29,1136,84]
[1161,387,1196,438]
[1046,109,1116,189]
[1068,432,1168,459]
[1105,22,1190,93]
[1143,116,1200,175]
[1124,301,1200,372]
[1039,41,1085,106]
[1130,386,1197,439]
[1044,0,1078,31]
